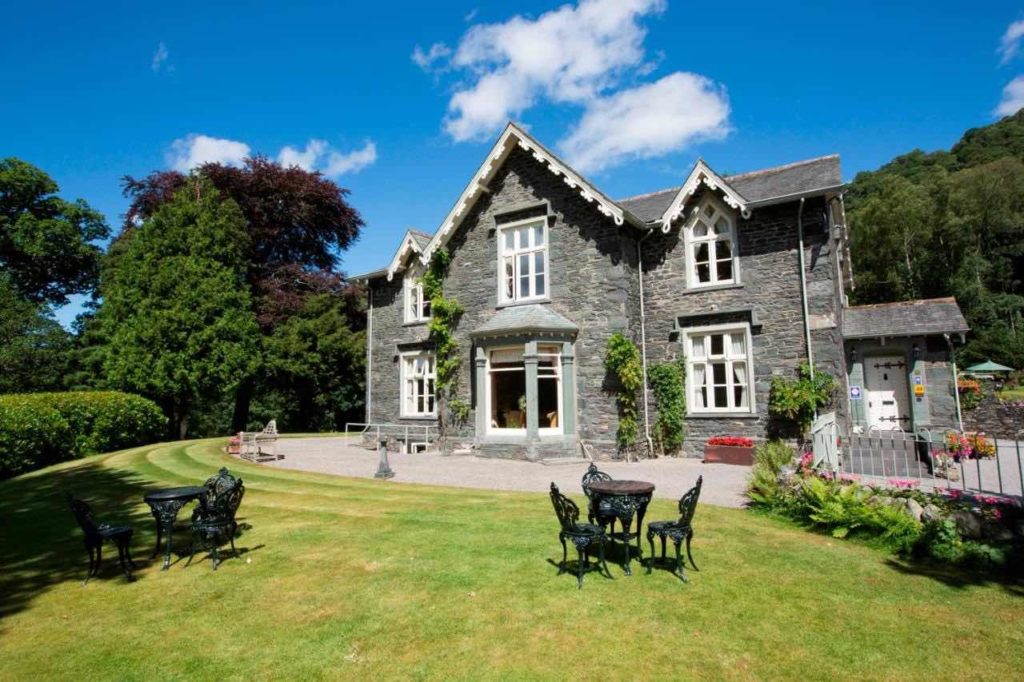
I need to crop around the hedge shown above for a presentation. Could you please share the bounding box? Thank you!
[0,391,166,478]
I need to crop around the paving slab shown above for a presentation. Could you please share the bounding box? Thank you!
[262,436,750,508]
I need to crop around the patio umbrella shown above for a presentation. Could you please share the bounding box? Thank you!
[964,359,1015,372]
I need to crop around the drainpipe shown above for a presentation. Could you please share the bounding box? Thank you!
[366,285,373,423]
[945,333,964,432]
[797,197,814,379]
[638,228,655,454]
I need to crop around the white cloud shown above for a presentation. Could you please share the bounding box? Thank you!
[278,139,377,177]
[168,134,251,172]
[417,0,730,172]
[151,42,171,72]
[412,42,452,71]
[561,73,730,173]
[324,141,378,176]
[277,139,328,171]
[995,75,1024,116]
[440,0,667,142]
[999,19,1024,64]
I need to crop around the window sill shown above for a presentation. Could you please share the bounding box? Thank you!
[399,415,438,421]
[496,297,551,310]
[686,411,759,419]
[681,282,743,295]
[402,320,430,327]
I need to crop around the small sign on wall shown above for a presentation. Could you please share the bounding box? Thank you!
[850,385,862,400]
[914,384,925,397]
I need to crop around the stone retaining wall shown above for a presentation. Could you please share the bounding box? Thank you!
[963,388,1024,438]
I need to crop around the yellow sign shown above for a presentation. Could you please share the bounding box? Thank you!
[914,384,925,397]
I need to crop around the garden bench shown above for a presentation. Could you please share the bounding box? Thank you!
[241,420,279,461]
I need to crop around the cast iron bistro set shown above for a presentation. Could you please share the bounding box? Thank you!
[551,463,703,589]
[67,468,246,584]
[66,460,698,590]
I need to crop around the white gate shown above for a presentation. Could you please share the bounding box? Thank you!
[811,411,839,470]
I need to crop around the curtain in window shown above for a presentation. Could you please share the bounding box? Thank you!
[693,364,706,408]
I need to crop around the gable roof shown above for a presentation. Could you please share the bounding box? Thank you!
[619,154,844,226]
[842,298,970,340]
[418,122,645,266]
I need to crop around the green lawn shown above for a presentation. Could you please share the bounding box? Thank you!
[1,441,1022,680]
[998,387,1024,401]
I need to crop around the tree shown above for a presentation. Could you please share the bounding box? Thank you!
[0,274,72,393]
[100,179,260,438]
[120,157,364,429]
[0,158,108,306]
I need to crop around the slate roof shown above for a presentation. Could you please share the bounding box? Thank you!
[409,230,432,250]
[842,298,970,339]
[618,155,843,223]
[470,304,578,338]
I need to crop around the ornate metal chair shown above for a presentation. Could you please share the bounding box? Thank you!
[67,493,136,585]
[187,472,245,570]
[581,463,617,535]
[646,476,702,581]
[549,482,611,589]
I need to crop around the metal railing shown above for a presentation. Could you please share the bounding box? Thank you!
[835,427,1024,499]
[343,422,438,453]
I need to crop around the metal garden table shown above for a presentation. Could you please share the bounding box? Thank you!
[585,479,654,576]
[143,486,206,570]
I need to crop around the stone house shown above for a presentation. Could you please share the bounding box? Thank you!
[353,123,969,459]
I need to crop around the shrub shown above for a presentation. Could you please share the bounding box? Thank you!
[746,440,796,507]
[0,391,166,478]
[957,377,983,410]
[604,333,642,451]
[768,364,836,437]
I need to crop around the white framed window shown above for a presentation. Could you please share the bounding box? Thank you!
[487,346,526,432]
[404,269,431,323]
[686,197,738,288]
[537,344,562,434]
[400,352,436,417]
[498,218,548,304]
[685,324,754,414]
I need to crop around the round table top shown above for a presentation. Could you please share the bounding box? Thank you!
[143,485,206,503]
[587,479,655,495]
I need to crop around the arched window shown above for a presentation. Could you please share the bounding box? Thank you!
[686,197,738,288]
[404,267,431,323]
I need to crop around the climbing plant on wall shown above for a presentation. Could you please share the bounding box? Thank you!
[649,358,687,455]
[421,249,466,443]
[768,363,836,438]
[604,333,642,452]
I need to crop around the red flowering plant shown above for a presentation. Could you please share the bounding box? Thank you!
[706,436,754,447]
[938,488,1021,523]
[885,477,920,489]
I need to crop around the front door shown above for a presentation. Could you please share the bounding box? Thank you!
[865,355,911,431]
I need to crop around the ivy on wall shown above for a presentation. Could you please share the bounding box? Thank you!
[649,358,687,455]
[421,249,466,441]
[604,333,642,452]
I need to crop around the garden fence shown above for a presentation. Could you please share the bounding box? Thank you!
[836,427,1024,499]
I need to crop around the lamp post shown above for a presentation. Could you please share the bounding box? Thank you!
[374,437,395,479]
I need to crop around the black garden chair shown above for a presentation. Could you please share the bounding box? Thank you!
[646,476,703,582]
[581,463,618,536]
[549,482,612,589]
[67,493,136,585]
[186,470,245,570]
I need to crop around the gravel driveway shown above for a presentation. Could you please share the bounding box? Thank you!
[263,437,751,508]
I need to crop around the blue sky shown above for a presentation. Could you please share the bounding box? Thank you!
[2,0,1023,327]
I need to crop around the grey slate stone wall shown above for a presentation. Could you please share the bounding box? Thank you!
[640,194,840,456]
[367,147,636,456]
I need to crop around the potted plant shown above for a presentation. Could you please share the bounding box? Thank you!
[703,436,755,465]
[227,433,242,455]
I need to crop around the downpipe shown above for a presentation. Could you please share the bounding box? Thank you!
[638,228,655,456]
[797,198,815,379]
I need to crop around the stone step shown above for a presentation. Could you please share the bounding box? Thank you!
[538,457,589,466]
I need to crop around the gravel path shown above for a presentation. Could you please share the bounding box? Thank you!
[263,437,751,508]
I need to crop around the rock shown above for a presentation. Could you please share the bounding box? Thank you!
[921,504,945,524]
[982,520,1014,542]
[905,498,924,523]
[951,510,983,540]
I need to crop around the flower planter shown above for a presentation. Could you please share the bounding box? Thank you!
[703,444,755,466]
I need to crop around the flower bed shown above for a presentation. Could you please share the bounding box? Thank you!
[704,436,755,466]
